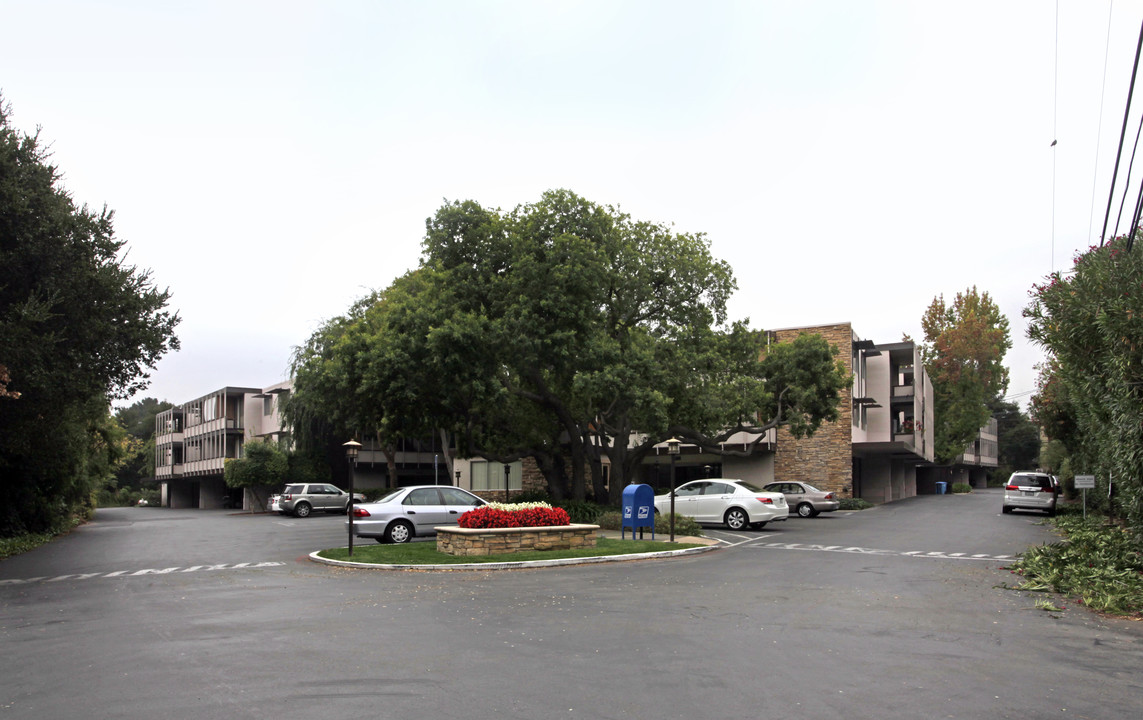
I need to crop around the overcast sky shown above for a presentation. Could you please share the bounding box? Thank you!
[3,1,1141,410]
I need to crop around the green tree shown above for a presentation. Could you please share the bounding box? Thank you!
[223,439,288,509]
[0,95,180,535]
[290,190,848,504]
[991,398,1040,484]
[919,287,1011,463]
[1026,235,1143,534]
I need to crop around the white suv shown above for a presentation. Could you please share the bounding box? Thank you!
[1002,472,1058,516]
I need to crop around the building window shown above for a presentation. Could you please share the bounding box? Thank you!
[263,396,273,416]
[470,460,522,491]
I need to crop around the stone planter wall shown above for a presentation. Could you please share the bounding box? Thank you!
[436,524,600,556]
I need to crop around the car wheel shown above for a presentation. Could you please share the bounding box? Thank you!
[796,502,817,518]
[1002,506,1013,514]
[293,502,312,518]
[725,507,749,530]
[749,521,767,530]
[384,520,414,544]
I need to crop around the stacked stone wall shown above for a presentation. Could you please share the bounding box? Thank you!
[772,324,855,498]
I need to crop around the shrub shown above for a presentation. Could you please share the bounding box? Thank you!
[458,504,571,529]
[595,511,704,537]
[951,482,973,494]
[557,500,607,523]
[837,498,873,510]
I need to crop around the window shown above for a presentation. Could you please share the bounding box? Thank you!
[263,396,273,416]
[470,461,522,491]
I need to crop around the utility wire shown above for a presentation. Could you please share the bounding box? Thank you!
[1110,100,1143,241]
[1088,1,1115,247]
[1100,16,1143,246]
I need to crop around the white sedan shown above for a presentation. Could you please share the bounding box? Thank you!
[654,479,788,530]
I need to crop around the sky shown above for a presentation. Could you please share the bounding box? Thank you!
[3,0,1142,411]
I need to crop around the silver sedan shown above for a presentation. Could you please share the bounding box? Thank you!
[349,485,486,543]
[762,481,841,518]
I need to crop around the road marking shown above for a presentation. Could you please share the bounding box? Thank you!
[0,561,286,586]
[750,542,1012,561]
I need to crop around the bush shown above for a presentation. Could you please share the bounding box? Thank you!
[837,498,873,510]
[95,487,160,507]
[557,500,607,524]
[951,482,973,494]
[595,511,704,537]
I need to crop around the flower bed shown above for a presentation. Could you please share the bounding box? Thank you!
[458,501,571,529]
[441,502,591,556]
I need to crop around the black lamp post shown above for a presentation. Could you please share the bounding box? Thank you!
[455,469,461,486]
[667,437,681,542]
[504,463,511,503]
[343,439,361,557]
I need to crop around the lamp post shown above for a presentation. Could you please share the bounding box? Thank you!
[343,439,361,557]
[667,437,681,542]
[455,469,461,487]
[504,463,511,503]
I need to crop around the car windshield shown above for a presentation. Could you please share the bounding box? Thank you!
[802,483,821,492]
[284,485,304,494]
[735,481,765,492]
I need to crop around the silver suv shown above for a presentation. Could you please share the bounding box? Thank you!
[1002,472,1058,516]
[273,483,365,518]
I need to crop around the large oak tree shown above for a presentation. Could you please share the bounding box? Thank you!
[289,190,848,504]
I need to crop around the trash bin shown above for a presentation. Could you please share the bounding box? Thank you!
[934,481,947,495]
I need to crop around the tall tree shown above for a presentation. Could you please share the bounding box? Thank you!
[0,95,179,535]
[918,287,1011,463]
[1026,235,1143,534]
[990,398,1040,483]
[290,190,848,504]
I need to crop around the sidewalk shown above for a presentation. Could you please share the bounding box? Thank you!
[597,528,720,546]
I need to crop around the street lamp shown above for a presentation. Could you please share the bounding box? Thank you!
[667,437,681,542]
[343,439,361,557]
[504,463,511,503]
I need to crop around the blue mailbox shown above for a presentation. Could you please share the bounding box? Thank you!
[621,483,655,540]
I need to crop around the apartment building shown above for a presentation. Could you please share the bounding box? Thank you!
[635,323,936,503]
[153,382,291,509]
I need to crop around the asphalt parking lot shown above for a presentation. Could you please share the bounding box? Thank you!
[2,488,1141,720]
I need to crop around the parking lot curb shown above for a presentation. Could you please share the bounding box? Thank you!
[308,541,720,571]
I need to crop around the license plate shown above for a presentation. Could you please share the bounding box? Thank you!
[1023,490,1036,496]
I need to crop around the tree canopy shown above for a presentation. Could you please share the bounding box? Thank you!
[0,96,180,535]
[288,190,848,503]
[918,286,1011,464]
[1026,235,1143,535]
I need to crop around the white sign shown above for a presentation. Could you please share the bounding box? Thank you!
[1075,475,1096,489]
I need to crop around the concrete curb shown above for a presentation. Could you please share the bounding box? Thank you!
[309,540,721,572]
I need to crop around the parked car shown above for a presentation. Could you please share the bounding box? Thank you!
[350,485,487,543]
[273,483,365,517]
[1002,471,1058,516]
[761,481,840,518]
[653,479,788,530]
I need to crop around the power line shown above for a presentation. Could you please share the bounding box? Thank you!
[1100,15,1143,246]
[1088,1,1115,248]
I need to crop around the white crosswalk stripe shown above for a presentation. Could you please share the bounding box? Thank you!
[750,542,1012,561]
[0,561,286,586]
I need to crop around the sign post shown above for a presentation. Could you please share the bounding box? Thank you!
[1074,474,1095,519]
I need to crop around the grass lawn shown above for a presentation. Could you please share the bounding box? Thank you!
[317,537,705,565]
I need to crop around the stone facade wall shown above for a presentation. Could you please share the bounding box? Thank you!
[436,524,599,556]
[772,323,855,498]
